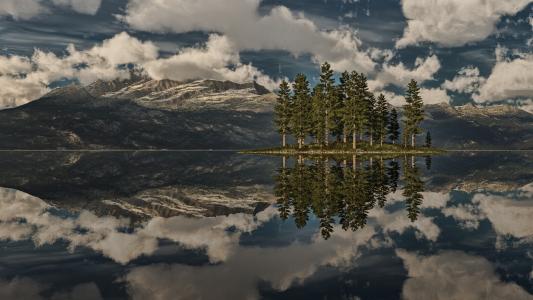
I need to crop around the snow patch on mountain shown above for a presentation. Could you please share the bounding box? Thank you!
[86,77,276,112]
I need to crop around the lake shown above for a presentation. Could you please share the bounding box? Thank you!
[0,151,532,299]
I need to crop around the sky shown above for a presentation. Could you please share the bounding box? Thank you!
[0,0,532,110]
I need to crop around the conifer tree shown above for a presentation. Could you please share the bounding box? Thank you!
[365,93,377,146]
[310,85,326,145]
[275,160,291,220]
[402,157,424,222]
[342,71,357,150]
[403,80,424,147]
[290,74,311,149]
[387,108,400,144]
[354,73,369,143]
[319,62,336,146]
[375,94,389,146]
[338,71,351,144]
[274,80,292,147]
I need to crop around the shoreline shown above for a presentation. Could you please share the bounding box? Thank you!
[240,147,445,156]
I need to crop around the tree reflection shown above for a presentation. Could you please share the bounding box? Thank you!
[403,156,425,222]
[275,155,426,239]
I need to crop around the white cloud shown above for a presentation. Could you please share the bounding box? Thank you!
[0,187,279,265]
[88,32,159,65]
[397,0,532,48]
[0,277,45,300]
[442,204,483,230]
[442,66,486,94]
[0,32,279,109]
[123,189,451,300]
[0,0,45,20]
[0,55,33,75]
[0,0,103,19]
[379,87,450,107]
[51,0,102,15]
[125,225,379,300]
[397,250,533,300]
[419,88,451,105]
[119,0,376,73]
[0,277,103,300]
[472,192,533,239]
[144,34,280,90]
[369,55,441,90]
[443,186,533,246]
[473,54,533,103]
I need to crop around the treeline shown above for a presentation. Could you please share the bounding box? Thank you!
[274,62,427,150]
[275,156,426,239]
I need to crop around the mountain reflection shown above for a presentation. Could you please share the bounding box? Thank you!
[275,156,425,239]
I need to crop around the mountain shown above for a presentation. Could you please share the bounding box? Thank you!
[0,78,278,150]
[86,75,275,112]
[0,77,531,150]
[423,103,533,149]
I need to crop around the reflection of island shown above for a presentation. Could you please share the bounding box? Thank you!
[275,155,425,239]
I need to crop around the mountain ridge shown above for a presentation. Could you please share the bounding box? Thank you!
[0,77,531,150]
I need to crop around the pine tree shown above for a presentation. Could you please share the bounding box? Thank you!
[403,80,424,147]
[338,71,351,144]
[342,71,357,150]
[290,74,312,149]
[355,73,369,144]
[365,93,377,146]
[319,62,336,146]
[310,85,326,145]
[425,131,432,148]
[275,160,291,220]
[375,94,389,147]
[387,108,400,144]
[402,157,424,222]
[274,80,292,147]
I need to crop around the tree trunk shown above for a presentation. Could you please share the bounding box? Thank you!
[282,156,287,169]
[298,138,303,149]
[380,135,383,147]
[370,130,373,147]
[352,127,356,150]
[411,134,415,148]
[343,127,347,144]
[325,109,329,146]
[352,154,356,172]
[282,134,286,148]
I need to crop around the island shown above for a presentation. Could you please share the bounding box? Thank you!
[242,62,443,156]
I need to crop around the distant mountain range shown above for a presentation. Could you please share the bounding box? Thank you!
[0,77,531,149]
[424,103,533,149]
[0,78,277,149]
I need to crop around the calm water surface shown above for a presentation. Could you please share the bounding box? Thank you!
[0,151,532,299]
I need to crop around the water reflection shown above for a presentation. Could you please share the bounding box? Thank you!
[275,156,425,239]
[0,152,531,299]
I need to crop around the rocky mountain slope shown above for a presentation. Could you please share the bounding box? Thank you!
[423,103,533,149]
[0,78,278,150]
[86,75,275,112]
